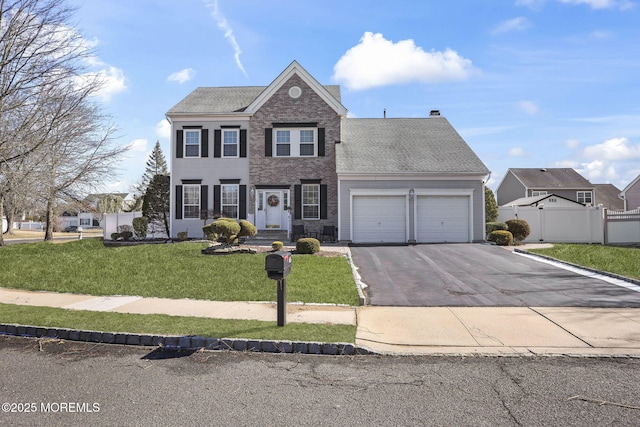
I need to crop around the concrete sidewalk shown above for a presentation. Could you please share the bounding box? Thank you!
[2,287,640,356]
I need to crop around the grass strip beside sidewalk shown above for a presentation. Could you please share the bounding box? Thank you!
[0,303,356,343]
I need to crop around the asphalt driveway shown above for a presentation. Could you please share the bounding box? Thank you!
[350,244,640,307]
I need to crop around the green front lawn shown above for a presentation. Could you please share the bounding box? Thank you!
[0,239,360,305]
[528,244,640,281]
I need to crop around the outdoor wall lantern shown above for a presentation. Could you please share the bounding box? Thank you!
[409,188,415,201]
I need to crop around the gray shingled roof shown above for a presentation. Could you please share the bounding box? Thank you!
[167,85,342,115]
[510,168,593,189]
[336,117,489,175]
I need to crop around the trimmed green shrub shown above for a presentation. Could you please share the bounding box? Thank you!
[132,217,148,239]
[111,232,120,240]
[486,222,508,236]
[177,231,188,241]
[203,218,241,244]
[296,238,320,254]
[272,241,284,251]
[238,219,257,239]
[506,219,531,243]
[120,231,133,241]
[488,230,513,246]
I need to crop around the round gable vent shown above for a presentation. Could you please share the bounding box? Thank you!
[288,86,302,99]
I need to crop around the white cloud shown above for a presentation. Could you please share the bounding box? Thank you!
[127,139,148,153]
[91,66,127,102]
[492,17,532,35]
[168,68,196,84]
[565,139,580,149]
[517,0,634,9]
[156,119,171,139]
[205,0,248,78]
[332,32,476,91]
[517,100,539,115]
[509,147,529,157]
[583,137,640,160]
[575,160,619,181]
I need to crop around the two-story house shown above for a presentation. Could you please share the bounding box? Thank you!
[166,61,490,243]
[166,61,346,239]
[497,168,596,207]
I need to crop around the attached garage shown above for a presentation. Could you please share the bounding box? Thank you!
[416,196,471,243]
[352,195,407,243]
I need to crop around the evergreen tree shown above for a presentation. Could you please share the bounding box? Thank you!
[135,141,168,196]
[485,186,499,223]
[142,174,170,237]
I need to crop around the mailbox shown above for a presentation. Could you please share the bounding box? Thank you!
[265,251,292,280]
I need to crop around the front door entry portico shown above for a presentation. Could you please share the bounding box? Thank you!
[265,191,282,228]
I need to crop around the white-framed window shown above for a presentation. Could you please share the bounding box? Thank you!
[183,184,201,219]
[80,217,91,226]
[577,191,593,204]
[274,129,316,157]
[531,191,548,197]
[184,129,200,158]
[221,184,239,219]
[302,184,320,220]
[276,130,291,156]
[223,129,239,158]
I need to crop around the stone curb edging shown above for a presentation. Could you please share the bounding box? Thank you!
[0,324,375,356]
[514,249,640,286]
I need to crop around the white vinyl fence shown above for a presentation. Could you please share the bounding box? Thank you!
[604,209,640,245]
[498,205,604,244]
[497,206,640,245]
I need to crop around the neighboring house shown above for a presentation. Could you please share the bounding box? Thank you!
[336,113,489,243]
[166,61,489,243]
[593,184,624,210]
[501,193,586,209]
[497,168,595,207]
[619,174,640,211]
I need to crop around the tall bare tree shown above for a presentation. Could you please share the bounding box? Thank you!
[0,0,126,245]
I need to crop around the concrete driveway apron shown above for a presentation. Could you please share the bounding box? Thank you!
[349,244,640,307]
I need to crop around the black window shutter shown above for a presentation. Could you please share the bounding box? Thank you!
[214,130,221,158]
[318,128,325,157]
[200,185,208,216]
[176,130,183,158]
[294,185,302,220]
[239,185,247,219]
[213,185,221,215]
[320,184,328,219]
[175,185,183,219]
[265,128,272,157]
[201,129,209,157]
[240,130,247,158]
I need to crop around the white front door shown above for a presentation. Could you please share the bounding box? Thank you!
[265,191,282,229]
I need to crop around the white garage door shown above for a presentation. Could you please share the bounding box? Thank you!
[352,196,406,243]
[417,196,470,243]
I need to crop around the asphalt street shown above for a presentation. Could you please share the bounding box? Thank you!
[350,244,640,307]
[1,336,639,426]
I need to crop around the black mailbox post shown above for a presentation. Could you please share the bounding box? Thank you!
[265,251,292,326]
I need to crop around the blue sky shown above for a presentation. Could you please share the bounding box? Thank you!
[70,0,640,193]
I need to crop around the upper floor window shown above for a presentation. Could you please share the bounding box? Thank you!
[577,191,593,205]
[274,129,316,157]
[184,130,200,158]
[531,191,548,197]
[223,129,239,157]
[183,184,201,219]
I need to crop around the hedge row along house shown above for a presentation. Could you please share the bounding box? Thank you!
[166,61,490,244]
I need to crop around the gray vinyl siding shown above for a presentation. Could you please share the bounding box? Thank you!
[170,119,250,238]
[339,178,486,242]
[496,171,526,206]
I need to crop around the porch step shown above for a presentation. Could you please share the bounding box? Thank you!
[251,230,289,242]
